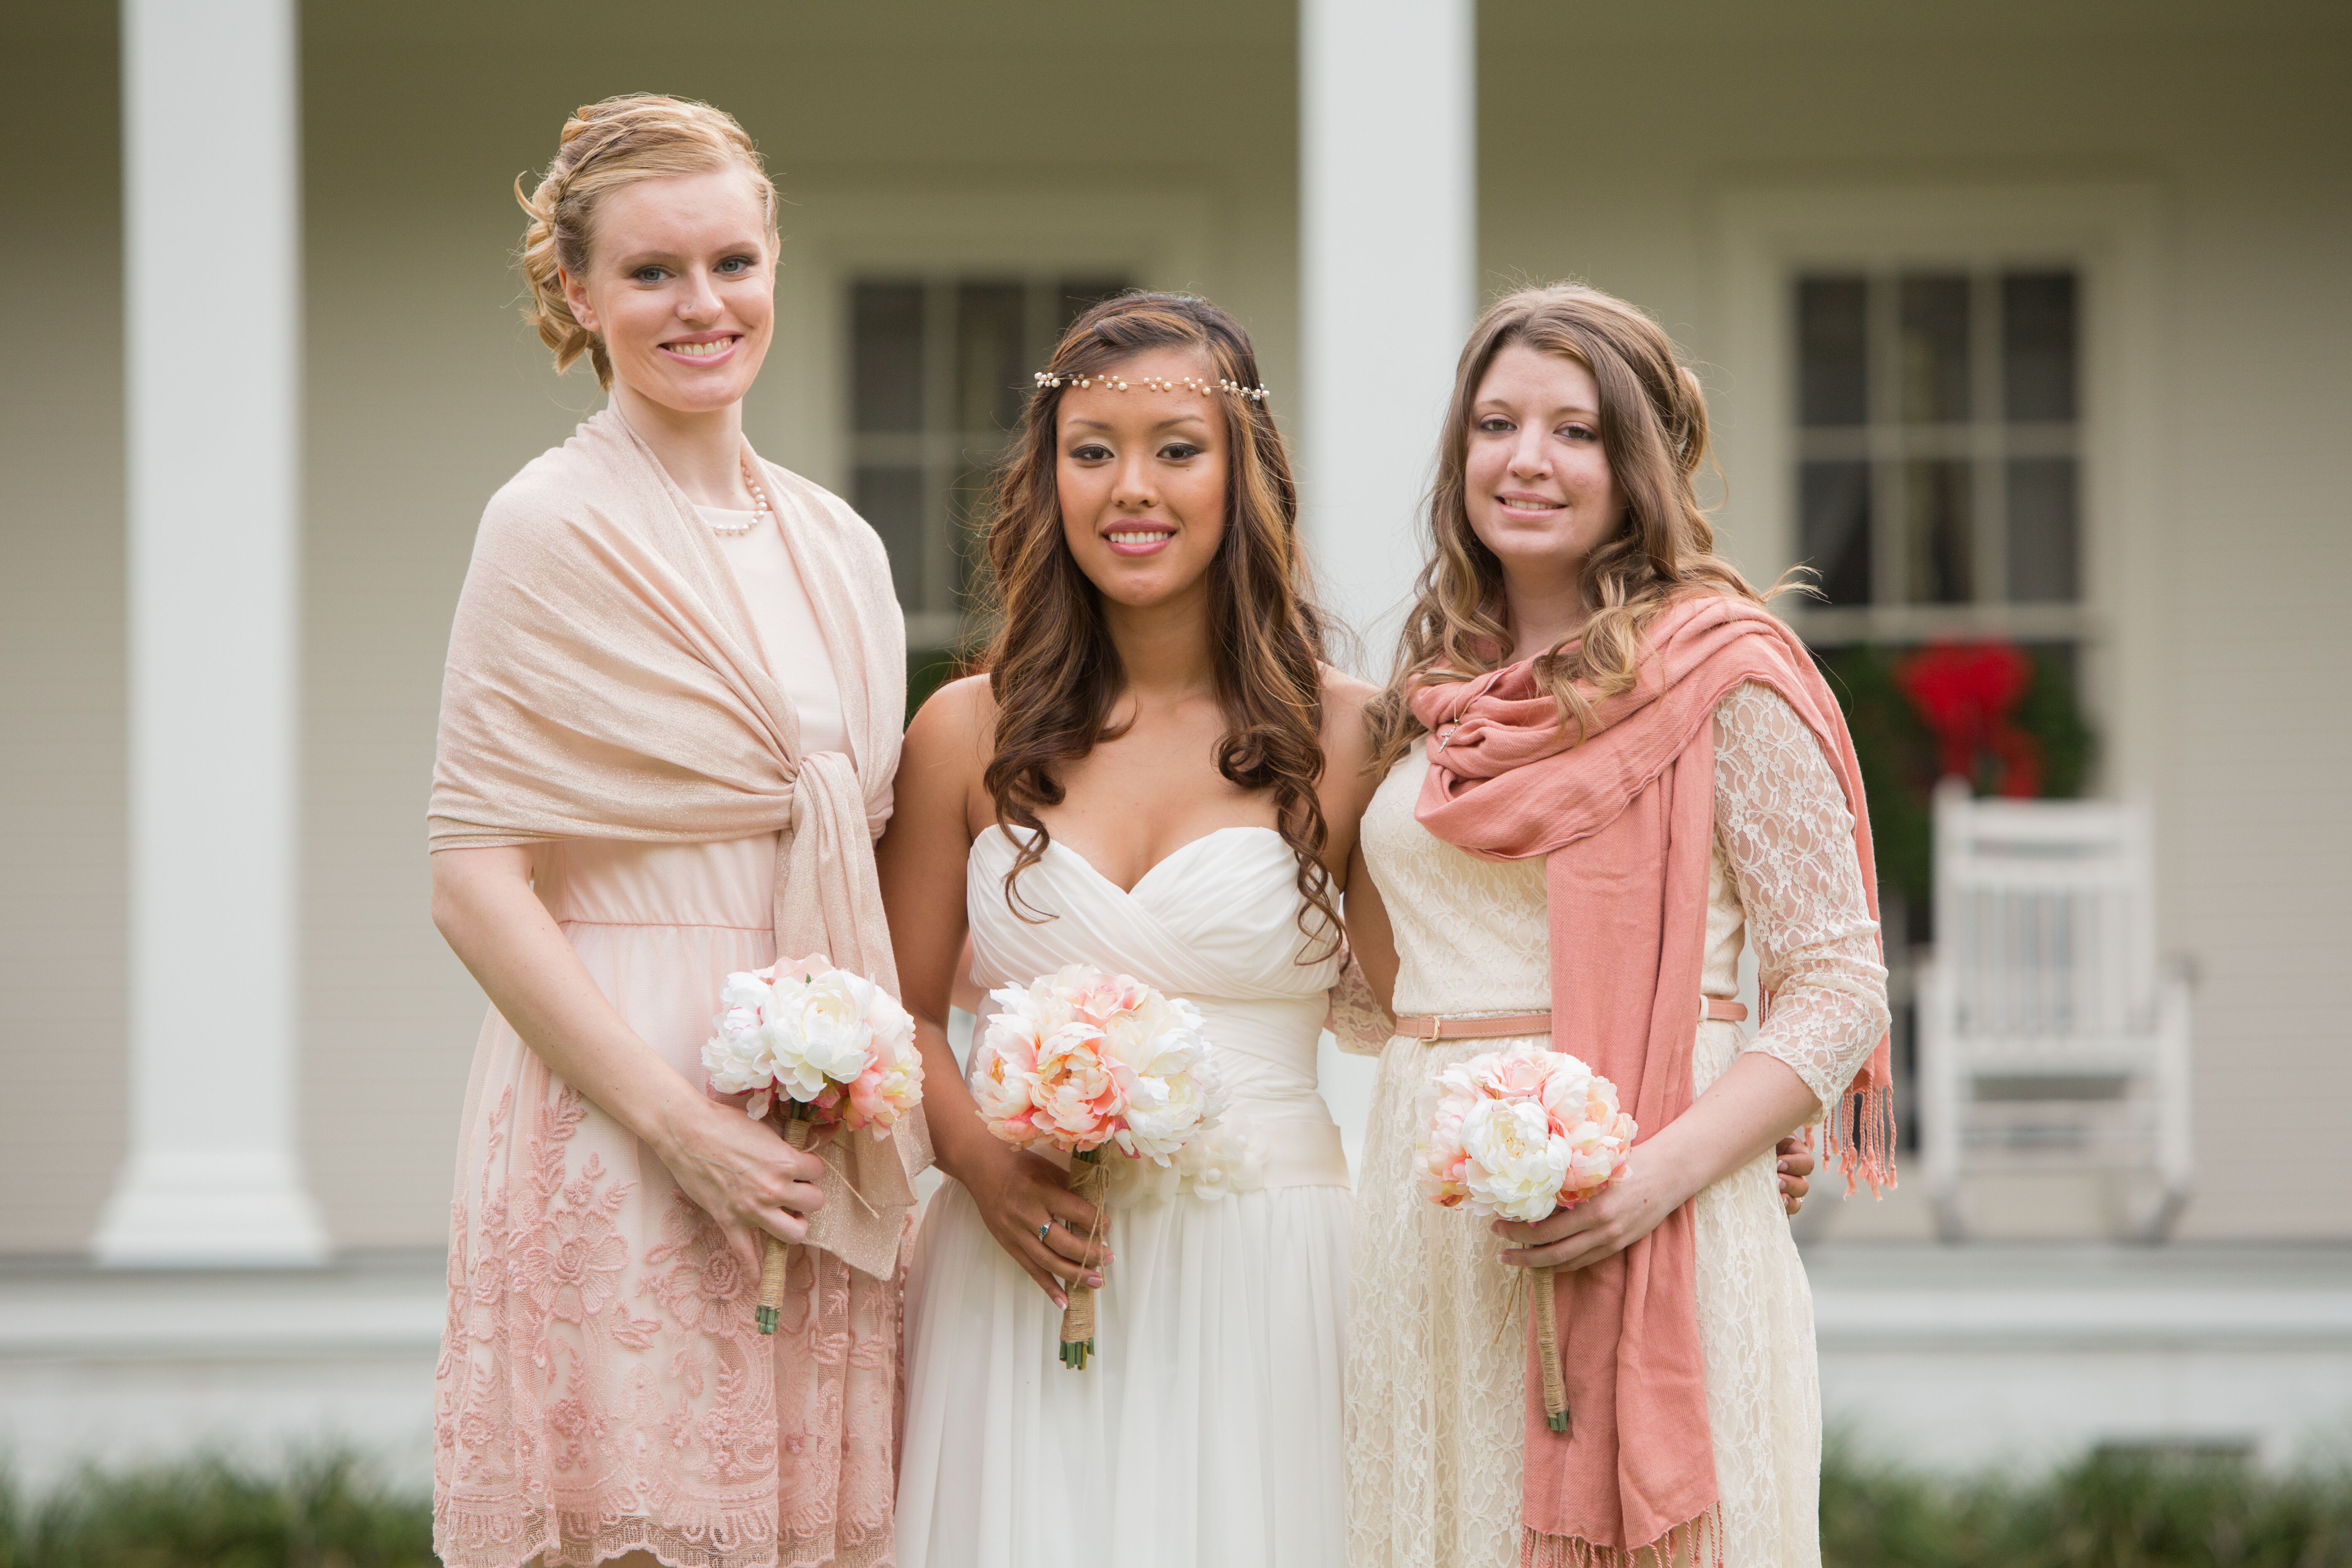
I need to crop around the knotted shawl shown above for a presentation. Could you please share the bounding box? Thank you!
[1409,593,1893,1566]
[429,405,930,1280]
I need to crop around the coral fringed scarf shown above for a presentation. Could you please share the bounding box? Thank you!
[428,406,930,1280]
[1409,594,1894,1566]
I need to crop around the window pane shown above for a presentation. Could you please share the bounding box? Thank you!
[1797,276,1868,427]
[1898,274,1971,423]
[852,283,925,434]
[2007,456,2079,602]
[1904,459,1974,603]
[1799,460,1873,605]
[2003,272,2077,422]
[957,282,1027,435]
[1059,277,1128,331]
[854,464,928,609]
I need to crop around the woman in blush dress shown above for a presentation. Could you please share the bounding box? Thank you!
[427,95,926,1568]
[1342,284,1893,1568]
[879,294,1385,1568]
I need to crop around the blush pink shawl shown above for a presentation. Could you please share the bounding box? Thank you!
[1409,593,1894,1566]
[429,405,929,1280]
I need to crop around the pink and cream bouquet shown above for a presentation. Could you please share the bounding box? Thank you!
[701,954,924,1334]
[968,963,1226,1368]
[1419,1043,1637,1432]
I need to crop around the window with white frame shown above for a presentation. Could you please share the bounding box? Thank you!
[849,275,1129,652]
[1791,268,2082,637]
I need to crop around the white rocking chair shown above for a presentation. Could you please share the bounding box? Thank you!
[1917,778,2193,1241]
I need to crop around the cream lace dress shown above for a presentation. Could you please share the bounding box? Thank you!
[1345,683,1891,1568]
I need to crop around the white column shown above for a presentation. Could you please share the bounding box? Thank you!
[1300,0,1476,1170]
[94,0,326,1267]
[1299,0,1477,653]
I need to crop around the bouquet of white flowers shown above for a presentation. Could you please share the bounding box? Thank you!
[702,954,923,1334]
[1419,1043,1637,1432]
[967,963,1226,1368]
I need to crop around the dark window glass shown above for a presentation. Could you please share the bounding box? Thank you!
[1898,274,1971,423]
[1797,276,1868,427]
[1799,461,1873,605]
[851,283,925,433]
[2007,457,2080,602]
[956,282,1026,435]
[853,465,928,609]
[1059,277,1129,331]
[1904,459,1974,604]
[2003,272,2077,422]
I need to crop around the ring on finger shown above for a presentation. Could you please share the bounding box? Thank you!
[1036,1221,1053,1243]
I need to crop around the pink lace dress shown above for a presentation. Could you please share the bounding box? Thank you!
[433,504,899,1568]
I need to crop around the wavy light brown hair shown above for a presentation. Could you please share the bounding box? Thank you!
[979,293,1340,953]
[514,94,778,390]
[1370,283,1774,766]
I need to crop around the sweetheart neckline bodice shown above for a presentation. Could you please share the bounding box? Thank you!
[1028,822,1289,899]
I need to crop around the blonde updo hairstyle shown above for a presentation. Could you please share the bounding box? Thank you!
[515,94,779,390]
[1368,283,1776,767]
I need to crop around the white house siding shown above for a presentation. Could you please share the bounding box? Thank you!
[2,0,2347,1256]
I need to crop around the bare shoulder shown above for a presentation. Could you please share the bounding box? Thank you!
[902,672,996,775]
[1318,665,1382,779]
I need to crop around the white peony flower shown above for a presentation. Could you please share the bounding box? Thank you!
[1459,1097,1573,1223]
[1116,1063,1212,1164]
[703,969,781,1114]
[763,965,881,1102]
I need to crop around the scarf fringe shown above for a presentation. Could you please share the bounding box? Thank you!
[1824,1079,1898,1197]
[1520,1506,1723,1568]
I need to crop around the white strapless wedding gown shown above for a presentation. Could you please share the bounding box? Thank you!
[894,826,1351,1568]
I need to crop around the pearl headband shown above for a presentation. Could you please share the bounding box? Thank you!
[1032,370,1270,404]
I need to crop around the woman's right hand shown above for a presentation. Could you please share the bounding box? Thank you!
[954,1137,1110,1310]
[652,1094,830,1275]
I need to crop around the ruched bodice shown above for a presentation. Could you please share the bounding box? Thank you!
[966,825,1347,1193]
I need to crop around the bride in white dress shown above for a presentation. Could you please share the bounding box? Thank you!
[877,294,1384,1568]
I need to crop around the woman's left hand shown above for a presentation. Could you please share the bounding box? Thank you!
[1493,1144,1700,1273]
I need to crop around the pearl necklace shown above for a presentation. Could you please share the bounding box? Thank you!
[705,455,775,536]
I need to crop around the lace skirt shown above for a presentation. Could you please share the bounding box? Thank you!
[433,914,903,1568]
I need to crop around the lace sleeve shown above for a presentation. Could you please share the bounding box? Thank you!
[1713,682,1891,1117]
[1325,948,1397,1057]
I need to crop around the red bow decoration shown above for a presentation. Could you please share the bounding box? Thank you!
[1894,641,2042,798]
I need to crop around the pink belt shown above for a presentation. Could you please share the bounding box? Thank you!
[1395,998,1748,1043]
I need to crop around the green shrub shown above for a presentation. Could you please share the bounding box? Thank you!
[0,1451,433,1568]
[5,1443,2349,1567]
[1823,1440,2352,1567]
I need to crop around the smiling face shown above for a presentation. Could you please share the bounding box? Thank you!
[560,166,775,416]
[1463,341,1627,599]
[1054,347,1230,614]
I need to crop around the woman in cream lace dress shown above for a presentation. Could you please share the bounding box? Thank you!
[1348,686,1886,1566]
[1342,284,1892,1568]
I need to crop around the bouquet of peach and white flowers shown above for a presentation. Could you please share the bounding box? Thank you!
[969,963,1226,1368]
[702,955,924,1334]
[1419,1043,1637,1432]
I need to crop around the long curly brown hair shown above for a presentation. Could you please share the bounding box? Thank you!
[977,293,1339,954]
[1368,283,1777,767]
